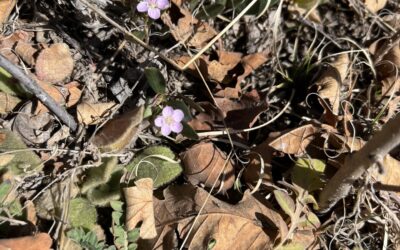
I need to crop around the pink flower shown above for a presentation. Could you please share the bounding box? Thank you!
[136,0,169,20]
[154,106,184,136]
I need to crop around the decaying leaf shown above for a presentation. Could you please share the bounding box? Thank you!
[138,185,288,249]
[269,124,319,156]
[364,0,387,13]
[181,142,235,192]
[0,0,16,25]
[14,41,37,66]
[35,43,74,83]
[123,178,157,239]
[91,105,144,152]
[371,155,400,194]
[314,54,349,116]
[0,233,52,250]
[13,102,53,145]
[161,2,217,48]
[0,92,20,114]
[236,52,269,86]
[126,146,183,188]
[207,50,243,83]
[77,101,116,125]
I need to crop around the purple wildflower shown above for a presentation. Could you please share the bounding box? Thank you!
[154,106,184,136]
[136,0,169,20]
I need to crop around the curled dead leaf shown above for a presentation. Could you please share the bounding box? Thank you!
[123,178,157,239]
[364,0,387,13]
[0,233,52,250]
[77,102,116,125]
[91,105,144,152]
[35,43,74,83]
[139,185,288,249]
[181,142,235,192]
[161,2,217,48]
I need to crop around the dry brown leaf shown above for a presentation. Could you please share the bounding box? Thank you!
[208,51,242,83]
[138,185,288,249]
[0,0,16,25]
[236,52,269,87]
[364,0,387,13]
[65,81,82,107]
[91,105,144,152]
[25,200,37,225]
[269,124,319,156]
[0,92,21,114]
[0,233,52,250]
[161,3,217,48]
[315,54,349,116]
[288,3,321,23]
[35,43,74,83]
[35,80,66,114]
[14,41,37,66]
[123,178,157,239]
[371,155,400,194]
[181,142,235,192]
[77,102,116,125]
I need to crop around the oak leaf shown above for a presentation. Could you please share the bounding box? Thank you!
[138,184,288,249]
[123,178,157,239]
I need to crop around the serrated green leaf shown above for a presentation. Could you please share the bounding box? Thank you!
[112,211,123,225]
[127,229,140,243]
[145,67,166,94]
[69,198,97,230]
[110,200,124,212]
[273,190,295,218]
[292,158,326,192]
[126,146,183,188]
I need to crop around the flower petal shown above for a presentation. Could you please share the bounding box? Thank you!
[162,106,173,117]
[161,125,171,136]
[172,109,184,122]
[170,122,183,133]
[154,116,164,127]
[156,0,169,9]
[148,7,161,20]
[136,1,148,12]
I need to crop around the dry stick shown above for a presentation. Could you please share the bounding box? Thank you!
[318,112,400,212]
[0,55,78,131]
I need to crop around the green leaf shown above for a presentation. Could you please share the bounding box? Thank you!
[144,67,166,94]
[303,194,319,210]
[0,67,28,96]
[86,169,123,206]
[273,190,295,218]
[69,198,98,230]
[298,211,320,229]
[0,129,42,174]
[110,200,124,212]
[0,181,11,203]
[143,105,153,119]
[127,228,140,243]
[126,146,183,188]
[181,122,199,140]
[294,0,319,10]
[276,242,306,250]
[112,211,123,225]
[81,157,119,194]
[292,158,326,192]
[128,243,138,250]
[197,0,227,19]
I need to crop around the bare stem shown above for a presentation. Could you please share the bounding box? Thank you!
[0,55,78,131]
[318,112,400,212]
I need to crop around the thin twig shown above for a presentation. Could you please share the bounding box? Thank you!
[0,55,78,131]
